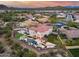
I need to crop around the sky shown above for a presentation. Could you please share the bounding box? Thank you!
[0,1,79,8]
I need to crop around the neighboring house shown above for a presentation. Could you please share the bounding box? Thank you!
[74,13,79,23]
[34,14,42,17]
[14,27,29,35]
[26,14,35,20]
[67,29,79,39]
[16,15,26,19]
[59,27,79,39]
[56,13,66,18]
[20,20,38,27]
[43,15,50,18]
[37,17,49,23]
[65,14,73,21]
[15,13,35,20]
[16,13,27,19]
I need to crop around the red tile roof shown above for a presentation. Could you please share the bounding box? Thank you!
[33,24,51,32]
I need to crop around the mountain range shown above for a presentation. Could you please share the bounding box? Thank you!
[64,6,79,8]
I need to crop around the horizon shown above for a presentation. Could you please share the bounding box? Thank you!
[0,1,79,8]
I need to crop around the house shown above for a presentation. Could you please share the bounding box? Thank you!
[30,24,53,38]
[15,27,56,49]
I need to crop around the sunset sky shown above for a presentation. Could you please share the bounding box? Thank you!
[0,1,79,8]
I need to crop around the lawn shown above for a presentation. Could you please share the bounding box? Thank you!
[47,34,61,45]
[65,39,79,46]
[69,48,79,57]
[49,15,58,23]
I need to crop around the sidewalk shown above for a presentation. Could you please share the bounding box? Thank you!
[66,46,79,49]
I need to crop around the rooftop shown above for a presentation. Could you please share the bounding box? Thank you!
[67,29,79,38]
[31,24,52,32]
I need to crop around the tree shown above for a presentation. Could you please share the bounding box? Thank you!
[49,14,58,23]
